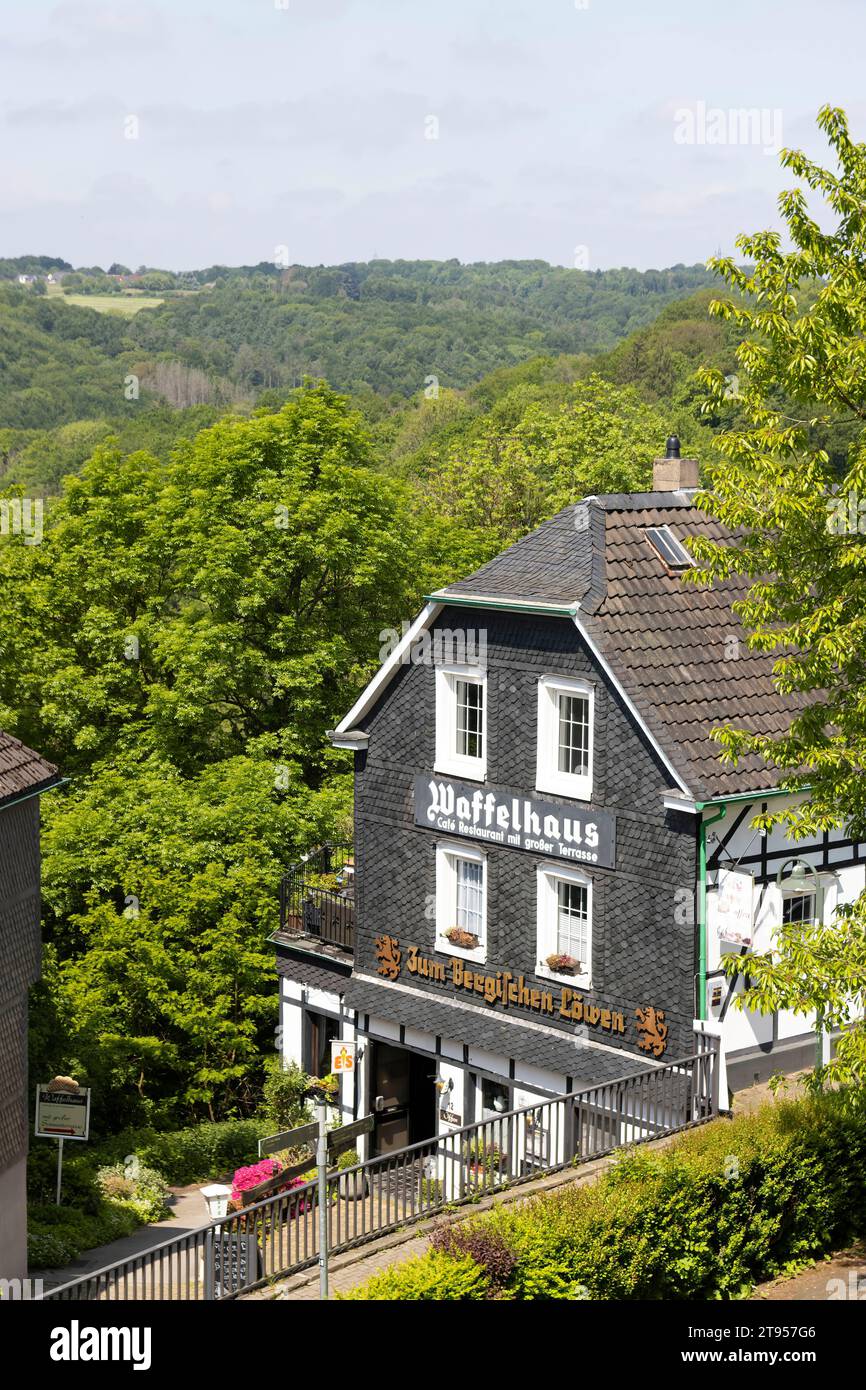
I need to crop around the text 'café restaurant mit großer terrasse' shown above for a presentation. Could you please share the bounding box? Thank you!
[273,442,861,1155]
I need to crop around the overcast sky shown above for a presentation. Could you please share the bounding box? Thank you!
[1,0,863,271]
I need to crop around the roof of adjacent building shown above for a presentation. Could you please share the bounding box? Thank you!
[430,490,801,802]
[0,731,61,807]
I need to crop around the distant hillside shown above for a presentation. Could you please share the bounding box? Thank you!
[1,260,733,490]
[127,260,719,398]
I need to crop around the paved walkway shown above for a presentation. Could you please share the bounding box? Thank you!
[751,1244,866,1302]
[31,1184,210,1291]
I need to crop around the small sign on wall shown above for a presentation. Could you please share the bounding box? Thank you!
[330,1040,356,1074]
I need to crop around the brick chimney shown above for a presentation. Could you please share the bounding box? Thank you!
[653,435,699,491]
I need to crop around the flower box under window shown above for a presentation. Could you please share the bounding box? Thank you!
[545,953,581,976]
[445,926,480,950]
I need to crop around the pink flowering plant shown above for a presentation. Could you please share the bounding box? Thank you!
[230,1159,313,1213]
[230,1158,281,1201]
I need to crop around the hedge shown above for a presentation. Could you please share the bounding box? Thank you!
[339,1091,866,1300]
[96,1118,273,1185]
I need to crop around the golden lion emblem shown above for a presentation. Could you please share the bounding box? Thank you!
[635,1006,669,1058]
[374,935,402,981]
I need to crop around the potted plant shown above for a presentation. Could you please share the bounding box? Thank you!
[462,1138,505,1177]
[419,1175,444,1205]
[336,1148,368,1200]
[445,926,480,950]
[545,953,581,975]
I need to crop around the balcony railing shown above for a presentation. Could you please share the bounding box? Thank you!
[278,842,354,952]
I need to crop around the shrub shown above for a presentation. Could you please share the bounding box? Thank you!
[97,1118,271,1184]
[27,1228,73,1268]
[27,1199,142,1269]
[338,1251,488,1300]
[344,1090,866,1300]
[97,1168,135,1201]
[336,1149,360,1170]
[96,1163,170,1222]
[261,1059,313,1131]
[430,1221,517,1293]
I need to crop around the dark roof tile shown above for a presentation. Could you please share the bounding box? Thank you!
[433,492,804,800]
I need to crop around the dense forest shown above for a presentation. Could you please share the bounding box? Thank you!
[0,258,718,452]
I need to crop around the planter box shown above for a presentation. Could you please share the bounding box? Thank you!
[546,958,580,976]
[446,931,480,950]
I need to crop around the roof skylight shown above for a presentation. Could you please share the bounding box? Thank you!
[645,526,695,572]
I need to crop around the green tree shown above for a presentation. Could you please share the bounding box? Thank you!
[0,385,419,1122]
[420,376,680,563]
[688,105,866,1087]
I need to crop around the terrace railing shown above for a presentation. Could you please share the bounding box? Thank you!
[41,1041,717,1302]
[278,842,354,952]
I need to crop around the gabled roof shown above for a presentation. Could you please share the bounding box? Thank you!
[430,490,801,802]
[0,731,61,807]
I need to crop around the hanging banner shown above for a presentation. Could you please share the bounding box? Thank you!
[330,1040,356,1074]
[715,868,754,946]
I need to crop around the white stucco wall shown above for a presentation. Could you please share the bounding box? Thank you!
[704,795,864,1065]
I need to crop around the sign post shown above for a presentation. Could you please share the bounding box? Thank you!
[316,1101,329,1301]
[35,1078,91,1206]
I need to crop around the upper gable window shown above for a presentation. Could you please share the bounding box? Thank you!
[645,525,695,572]
[435,665,486,780]
[536,675,593,801]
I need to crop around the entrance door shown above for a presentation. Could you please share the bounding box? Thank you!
[371,1043,436,1155]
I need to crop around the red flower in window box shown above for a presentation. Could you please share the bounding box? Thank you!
[546,953,581,975]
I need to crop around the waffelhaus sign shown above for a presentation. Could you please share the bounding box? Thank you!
[414,776,616,869]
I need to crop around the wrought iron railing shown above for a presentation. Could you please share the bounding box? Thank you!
[40,1042,717,1301]
[278,842,354,951]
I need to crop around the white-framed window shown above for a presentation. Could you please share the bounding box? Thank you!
[435,664,486,780]
[435,841,487,962]
[781,891,817,926]
[536,863,592,986]
[536,675,594,800]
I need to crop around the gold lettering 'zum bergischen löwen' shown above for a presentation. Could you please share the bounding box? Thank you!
[405,944,627,1036]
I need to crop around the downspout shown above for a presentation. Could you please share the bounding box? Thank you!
[697,801,727,1020]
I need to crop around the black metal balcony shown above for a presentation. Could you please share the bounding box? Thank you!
[278,842,355,953]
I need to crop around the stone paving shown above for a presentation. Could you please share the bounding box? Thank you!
[751,1244,866,1302]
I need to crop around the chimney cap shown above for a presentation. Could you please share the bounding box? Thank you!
[665,435,681,459]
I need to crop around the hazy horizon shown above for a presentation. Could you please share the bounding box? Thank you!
[2,0,864,272]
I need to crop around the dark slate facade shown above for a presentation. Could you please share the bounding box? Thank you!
[347,607,698,1083]
[0,731,61,1280]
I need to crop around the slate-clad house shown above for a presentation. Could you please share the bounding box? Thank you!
[273,443,860,1154]
[0,731,61,1279]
